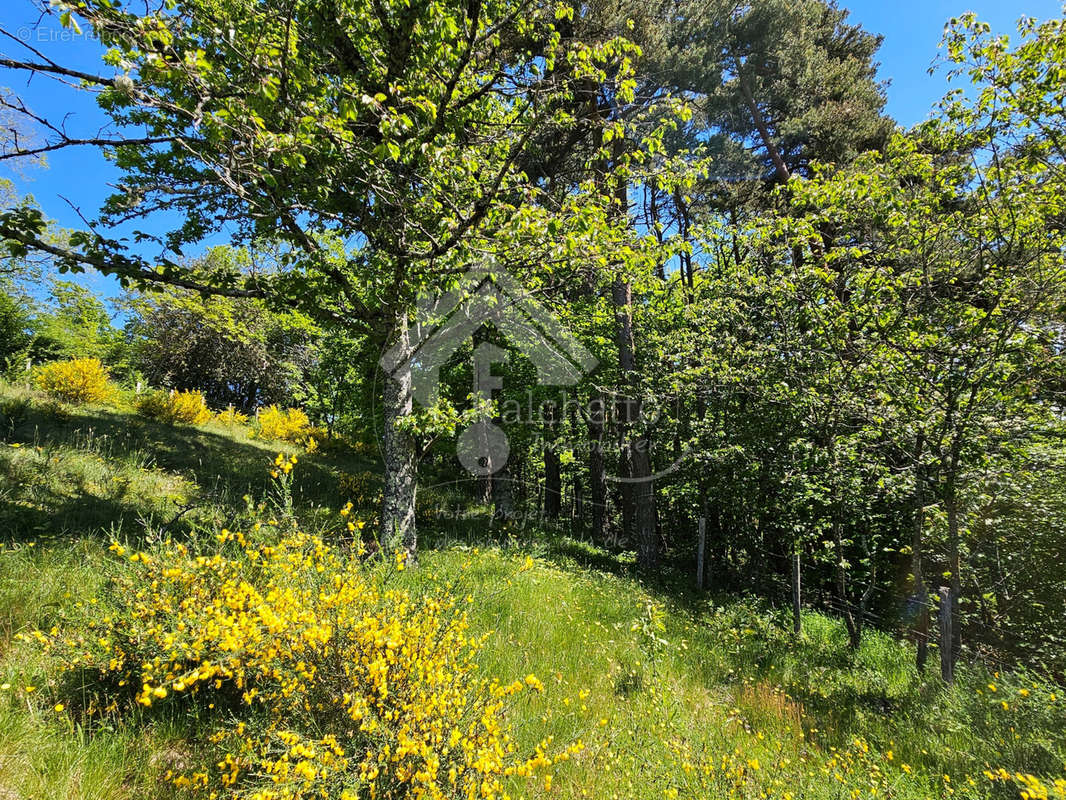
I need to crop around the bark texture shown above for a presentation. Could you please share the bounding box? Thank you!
[381,313,417,557]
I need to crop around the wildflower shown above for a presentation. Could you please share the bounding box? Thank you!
[29,510,568,798]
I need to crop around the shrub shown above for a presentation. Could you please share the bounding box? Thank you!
[339,470,383,506]
[214,405,249,427]
[33,522,570,799]
[136,389,212,425]
[256,404,312,444]
[33,357,116,404]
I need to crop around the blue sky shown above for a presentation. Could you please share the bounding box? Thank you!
[1,0,1063,303]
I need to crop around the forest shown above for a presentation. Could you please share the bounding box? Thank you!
[0,0,1065,798]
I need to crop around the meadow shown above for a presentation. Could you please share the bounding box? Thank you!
[1,380,1063,800]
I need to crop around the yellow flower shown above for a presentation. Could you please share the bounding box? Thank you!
[54,703,65,713]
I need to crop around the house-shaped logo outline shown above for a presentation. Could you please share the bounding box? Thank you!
[381,265,598,406]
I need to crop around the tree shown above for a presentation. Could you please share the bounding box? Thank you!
[125,250,318,411]
[0,280,32,374]
[0,0,646,555]
[31,279,124,365]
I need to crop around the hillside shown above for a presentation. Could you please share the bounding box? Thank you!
[0,382,1064,800]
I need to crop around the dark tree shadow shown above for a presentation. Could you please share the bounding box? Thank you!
[0,399,378,544]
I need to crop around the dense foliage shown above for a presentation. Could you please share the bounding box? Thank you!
[1,1,1066,797]
[124,264,319,412]
[34,357,117,405]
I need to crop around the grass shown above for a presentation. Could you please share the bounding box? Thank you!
[0,382,373,542]
[400,547,1066,799]
[0,380,1064,799]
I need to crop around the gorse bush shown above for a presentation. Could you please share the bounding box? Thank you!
[214,405,249,427]
[33,358,116,404]
[339,470,383,506]
[30,511,572,799]
[136,389,212,425]
[257,404,312,444]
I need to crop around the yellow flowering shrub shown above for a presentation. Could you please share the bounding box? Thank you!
[257,405,312,444]
[214,405,249,427]
[339,470,383,506]
[136,389,213,425]
[33,519,569,799]
[33,358,116,404]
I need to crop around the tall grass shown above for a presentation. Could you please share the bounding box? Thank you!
[0,381,1062,800]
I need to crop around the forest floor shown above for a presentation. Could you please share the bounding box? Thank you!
[0,380,1064,800]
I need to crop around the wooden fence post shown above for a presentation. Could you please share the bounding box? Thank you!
[939,586,953,683]
[696,516,706,591]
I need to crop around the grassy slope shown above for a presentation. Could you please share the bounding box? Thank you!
[0,382,1064,799]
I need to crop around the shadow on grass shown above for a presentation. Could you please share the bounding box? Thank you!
[0,398,377,543]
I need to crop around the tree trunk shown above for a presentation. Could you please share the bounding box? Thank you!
[835,521,862,650]
[631,436,657,571]
[911,449,930,673]
[792,546,802,636]
[543,444,561,519]
[381,312,417,558]
[587,395,608,541]
[737,70,791,185]
[939,586,954,683]
[492,461,515,526]
[617,431,635,545]
[696,516,706,591]
[572,471,583,521]
[945,479,962,674]
[612,278,657,571]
